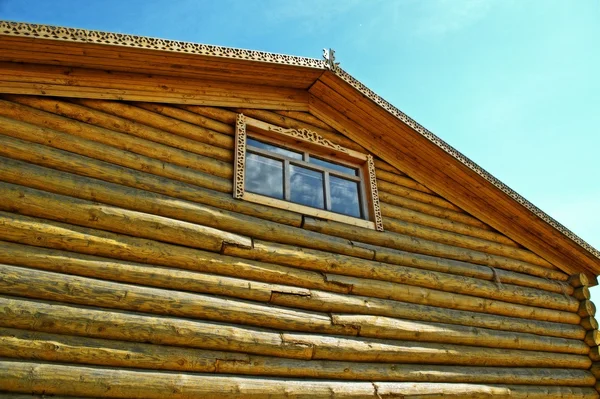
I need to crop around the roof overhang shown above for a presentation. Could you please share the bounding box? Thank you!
[1,21,599,280]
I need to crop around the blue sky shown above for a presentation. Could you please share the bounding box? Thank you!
[2,0,599,287]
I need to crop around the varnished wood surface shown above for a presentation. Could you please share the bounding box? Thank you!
[0,93,596,395]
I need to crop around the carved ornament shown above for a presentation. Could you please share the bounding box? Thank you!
[267,125,349,154]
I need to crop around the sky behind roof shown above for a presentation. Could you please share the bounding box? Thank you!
[2,0,599,287]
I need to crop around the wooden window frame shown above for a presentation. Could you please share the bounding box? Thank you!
[233,113,383,231]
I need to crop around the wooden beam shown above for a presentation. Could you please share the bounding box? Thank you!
[0,35,323,88]
[0,61,310,110]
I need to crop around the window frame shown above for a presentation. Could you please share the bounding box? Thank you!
[233,113,383,231]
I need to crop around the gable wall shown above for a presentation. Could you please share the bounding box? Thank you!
[0,94,597,398]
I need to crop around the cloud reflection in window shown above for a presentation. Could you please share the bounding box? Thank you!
[245,152,284,199]
[330,176,361,218]
[290,165,324,209]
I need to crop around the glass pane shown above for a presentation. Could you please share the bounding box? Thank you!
[245,152,284,199]
[247,138,303,160]
[309,156,357,175]
[290,165,324,209]
[330,176,361,218]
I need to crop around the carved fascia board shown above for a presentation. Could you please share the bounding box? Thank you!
[2,21,595,260]
[0,21,326,69]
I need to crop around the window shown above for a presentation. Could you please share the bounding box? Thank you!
[233,114,383,231]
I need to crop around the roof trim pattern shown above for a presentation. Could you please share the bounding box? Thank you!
[1,20,598,263]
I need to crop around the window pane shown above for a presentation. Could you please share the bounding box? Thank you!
[309,156,357,175]
[247,138,303,160]
[245,152,284,199]
[290,165,324,209]
[330,176,361,218]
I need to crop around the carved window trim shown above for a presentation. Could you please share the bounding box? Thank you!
[234,114,383,231]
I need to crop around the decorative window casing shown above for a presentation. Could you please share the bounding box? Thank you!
[234,114,383,231]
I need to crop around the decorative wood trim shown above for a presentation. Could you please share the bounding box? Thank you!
[234,114,382,231]
[233,114,247,199]
[367,155,384,232]
[0,21,325,69]
[265,125,349,155]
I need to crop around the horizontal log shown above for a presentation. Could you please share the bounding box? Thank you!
[76,98,233,148]
[381,201,518,247]
[126,101,234,147]
[0,139,301,226]
[591,363,600,379]
[304,217,567,281]
[326,273,579,324]
[0,328,594,385]
[376,169,435,194]
[0,182,251,252]
[379,190,491,229]
[4,95,232,161]
[0,241,584,340]
[0,154,571,300]
[0,395,92,399]
[174,105,235,135]
[1,263,586,353]
[0,159,373,261]
[0,212,352,295]
[226,242,579,324]
[0,296,591,368]
[0,99,233,178]
[177,104,238,124]
[373,244,572,295]
[585,331,600,347]
[1,361,597,398]
[574,286,592,301]
[0,153,301,227]
[382,215,552,267]
[0,120,233,193]
[581,317,599,331]
[0,153,572,302]
[378,179,463,211]
[5,186,570,328]
[579,301,597,317]
[272,289,583,339]
[223,236,576,313]
[0,264,359,336]
[570,273,590,288]
[331,314,587,354]
[589,347,600,362]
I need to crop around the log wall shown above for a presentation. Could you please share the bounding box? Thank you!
[0,94,597,398]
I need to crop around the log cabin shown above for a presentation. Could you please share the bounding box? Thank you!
[0,21,599,398]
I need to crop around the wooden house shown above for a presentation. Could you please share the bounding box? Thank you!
[1,21,600,398]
